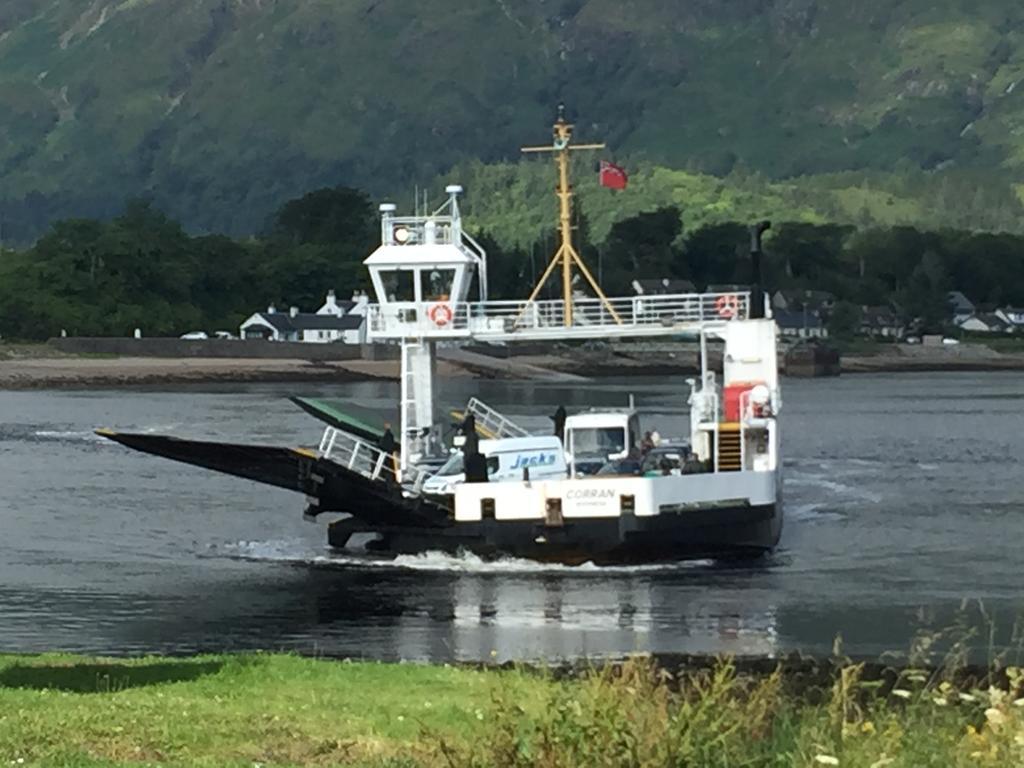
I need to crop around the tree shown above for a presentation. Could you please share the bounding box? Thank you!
[899,250,951,333]
[827,301,860,340]
[269,187,376,247]
[599,206,683,293]
[681,223,748,288]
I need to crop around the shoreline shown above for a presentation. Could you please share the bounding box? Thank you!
[2,345,1023,389]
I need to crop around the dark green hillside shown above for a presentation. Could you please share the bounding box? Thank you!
[3,1,1024,242]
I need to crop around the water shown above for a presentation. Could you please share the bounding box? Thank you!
[0,373,1022,662]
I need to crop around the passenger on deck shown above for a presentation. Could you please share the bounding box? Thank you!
[682,453,705,474]
[640,431,655,454]
[378,424,397,455]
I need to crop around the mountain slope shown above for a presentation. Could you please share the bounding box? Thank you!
[2,0,1024,241]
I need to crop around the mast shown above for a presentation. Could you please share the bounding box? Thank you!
[521,104,621,326]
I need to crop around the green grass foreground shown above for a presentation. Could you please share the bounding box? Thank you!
[1,653,1022,767]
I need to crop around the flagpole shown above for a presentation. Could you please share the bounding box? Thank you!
[520,105,621,327]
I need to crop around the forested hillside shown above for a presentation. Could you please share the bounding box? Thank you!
[4,1,1024,242]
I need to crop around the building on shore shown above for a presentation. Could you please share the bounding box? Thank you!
[239,290,368,344]
[773,308,828,339]
[957,313,1012,334]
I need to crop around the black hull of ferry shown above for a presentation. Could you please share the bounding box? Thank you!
[329,502,782,565]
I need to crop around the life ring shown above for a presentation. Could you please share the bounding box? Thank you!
[429,303,453,328]
[715,294,740,319]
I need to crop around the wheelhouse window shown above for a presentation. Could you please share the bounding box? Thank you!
[380,269,415,302]
[420,268,456,302]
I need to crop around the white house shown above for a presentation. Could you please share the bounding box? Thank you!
[240,291,368,344]
[859,305,905,339]
[772,289,836,315]
[958,313,1011,334]
[995,307,1024,330]
[773,308,828,339]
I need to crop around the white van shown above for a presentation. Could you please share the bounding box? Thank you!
[422,436,567,495]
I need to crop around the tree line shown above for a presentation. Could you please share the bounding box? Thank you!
[2,186,1024,341]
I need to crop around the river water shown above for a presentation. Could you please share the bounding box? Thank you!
[0,372,1022,663]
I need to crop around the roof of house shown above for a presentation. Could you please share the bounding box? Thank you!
[320,300,357,315]
[242,312,364,332]
[773,309,824,329]
[947,291,976,312]
[966,313,1010,330]
[860,305,901,327]
[632,278,697,295]
[706,283,751,293]
[775,289,836,308]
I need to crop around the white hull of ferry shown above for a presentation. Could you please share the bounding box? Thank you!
[327,469,782,565]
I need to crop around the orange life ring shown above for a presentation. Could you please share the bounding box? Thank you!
[429,303,453,328]
[715,294,740,319]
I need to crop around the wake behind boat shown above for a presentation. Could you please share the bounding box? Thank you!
[100,110,783,565]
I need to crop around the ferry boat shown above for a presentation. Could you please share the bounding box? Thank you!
[99,111,783,565]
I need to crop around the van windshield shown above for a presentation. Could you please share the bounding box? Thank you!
[570,427,626,458]
[435,453,501,477]
[437,453,464,476]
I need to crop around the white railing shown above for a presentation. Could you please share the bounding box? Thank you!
[367,291,751,340]
[465,397,529,439]
[317,426,429,494]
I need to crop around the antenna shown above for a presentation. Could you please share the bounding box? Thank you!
[520,106,621,327]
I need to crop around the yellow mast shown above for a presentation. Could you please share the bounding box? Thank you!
[521,106,621,326]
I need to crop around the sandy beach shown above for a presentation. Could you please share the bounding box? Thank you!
[2,342,1023,389]
[0,356,411,389]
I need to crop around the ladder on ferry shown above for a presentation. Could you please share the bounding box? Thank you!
[459,397,529,439]
[716,423,742,472]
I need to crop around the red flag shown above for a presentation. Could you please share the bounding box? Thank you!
[599,160,628,190]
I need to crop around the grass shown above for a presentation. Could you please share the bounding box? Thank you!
[3,652,1024,767]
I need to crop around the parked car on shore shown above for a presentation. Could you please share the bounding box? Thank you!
[180,331,208,340]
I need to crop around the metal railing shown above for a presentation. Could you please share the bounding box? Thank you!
[317,426,428,494]
[464,397,529,439]
[367,291,751,340]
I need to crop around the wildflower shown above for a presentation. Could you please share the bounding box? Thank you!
[984,708,1006,728]
[891,688,912,699]
[397,715,405,722]
[861,721,876,734]
[489,649,498,659]
[959,692,978,703]
[933,697,948,706]
[814,756,840,766]
[1013,698,1024,707]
